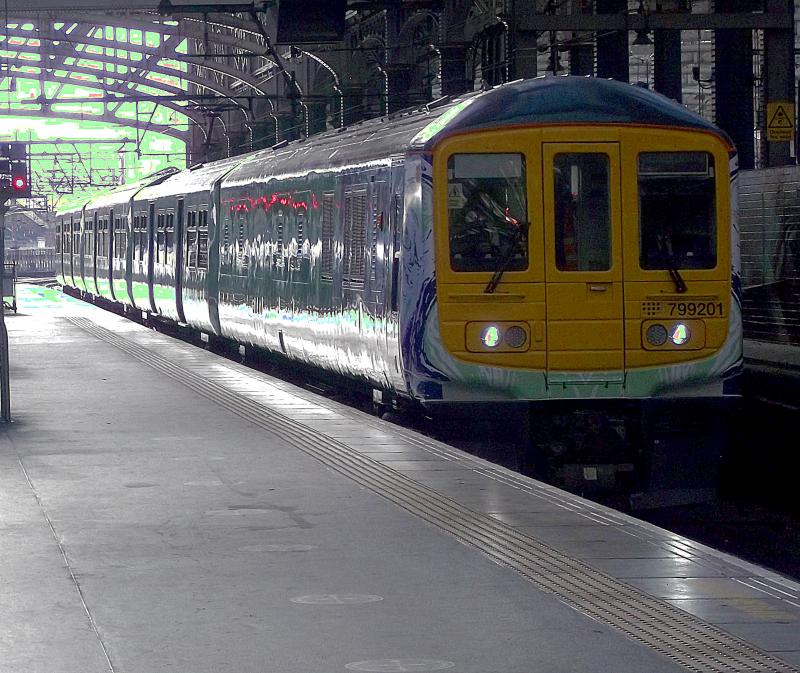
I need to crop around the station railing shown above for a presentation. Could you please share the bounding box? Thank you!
[4,248,56,277]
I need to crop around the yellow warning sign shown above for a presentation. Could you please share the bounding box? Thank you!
[767,102,795,142]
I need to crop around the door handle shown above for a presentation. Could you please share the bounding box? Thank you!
[588,284,609,292]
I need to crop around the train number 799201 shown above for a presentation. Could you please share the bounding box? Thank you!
[667,301,725,317]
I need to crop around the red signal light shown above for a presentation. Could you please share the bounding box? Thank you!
[11,175,27,191]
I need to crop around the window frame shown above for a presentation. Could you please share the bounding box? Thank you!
[446,151,530,274]
[637,150,718,272]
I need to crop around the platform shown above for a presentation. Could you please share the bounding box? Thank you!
[743,339,800,408]
[2,284,799,673]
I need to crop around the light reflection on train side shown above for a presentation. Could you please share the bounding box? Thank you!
[225,191,319,215]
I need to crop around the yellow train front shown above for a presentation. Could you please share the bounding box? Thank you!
[403,77,741,419]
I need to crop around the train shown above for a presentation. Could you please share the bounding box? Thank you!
[56,76,743,496]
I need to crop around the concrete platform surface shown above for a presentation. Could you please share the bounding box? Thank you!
[1,285,798,673]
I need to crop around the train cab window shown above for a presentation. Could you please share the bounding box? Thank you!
[198,209,209,270]
[638,152,717,270]
[553,153,611,271]
[447,153,528,273]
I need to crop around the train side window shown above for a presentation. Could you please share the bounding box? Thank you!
[554,153,611,271]
[321,192,334,281]
[343,189,367,286]
[186,211,198,268]
[157,213,166,264]
[275,209,284,265]
[56,224,61,254]
[166,212,175,263]
[114,217,123,259]
[370,186,384,286]
[293,191,309,271]
[134,216,141,261]
[237,212,247,271]
[198,209,209,270]
[296,204,306,265]
[447,153,528,273]
[139,214,148,261]
[638,152,716,270]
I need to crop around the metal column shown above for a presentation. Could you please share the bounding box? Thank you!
[763,0,795,166]
[0,203,10,422]
[596,0,629,81]
[653,30,682,102]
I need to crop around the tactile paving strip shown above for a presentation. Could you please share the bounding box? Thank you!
[69,316,799,673]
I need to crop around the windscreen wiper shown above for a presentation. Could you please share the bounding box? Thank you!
[668,266,688,294]
[485,221,530,294]
[657,232,688,293]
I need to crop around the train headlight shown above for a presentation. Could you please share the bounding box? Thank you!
[504,325,528,348]
[645,324,668,346]
[669,323,690,345]
[481,325,502,348]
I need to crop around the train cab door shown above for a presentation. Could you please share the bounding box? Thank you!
[542,142,625,388]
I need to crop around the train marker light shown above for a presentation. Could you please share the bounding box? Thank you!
[670,323,690,345]
[481,325,501,348]
[504,325,527,348]
[646,324,668,346]
[11,175,27,192]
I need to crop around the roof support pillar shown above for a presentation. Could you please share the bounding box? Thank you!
[510,28,538,79]
[763,0,795,166]
[342,85,364,126]
[653,29,682,102]
[569,40,594,76]
[715,0,755,168]
[596,0,629,81]
[439,43,470,96]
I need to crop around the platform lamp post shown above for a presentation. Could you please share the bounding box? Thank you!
[0,141,32,422]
